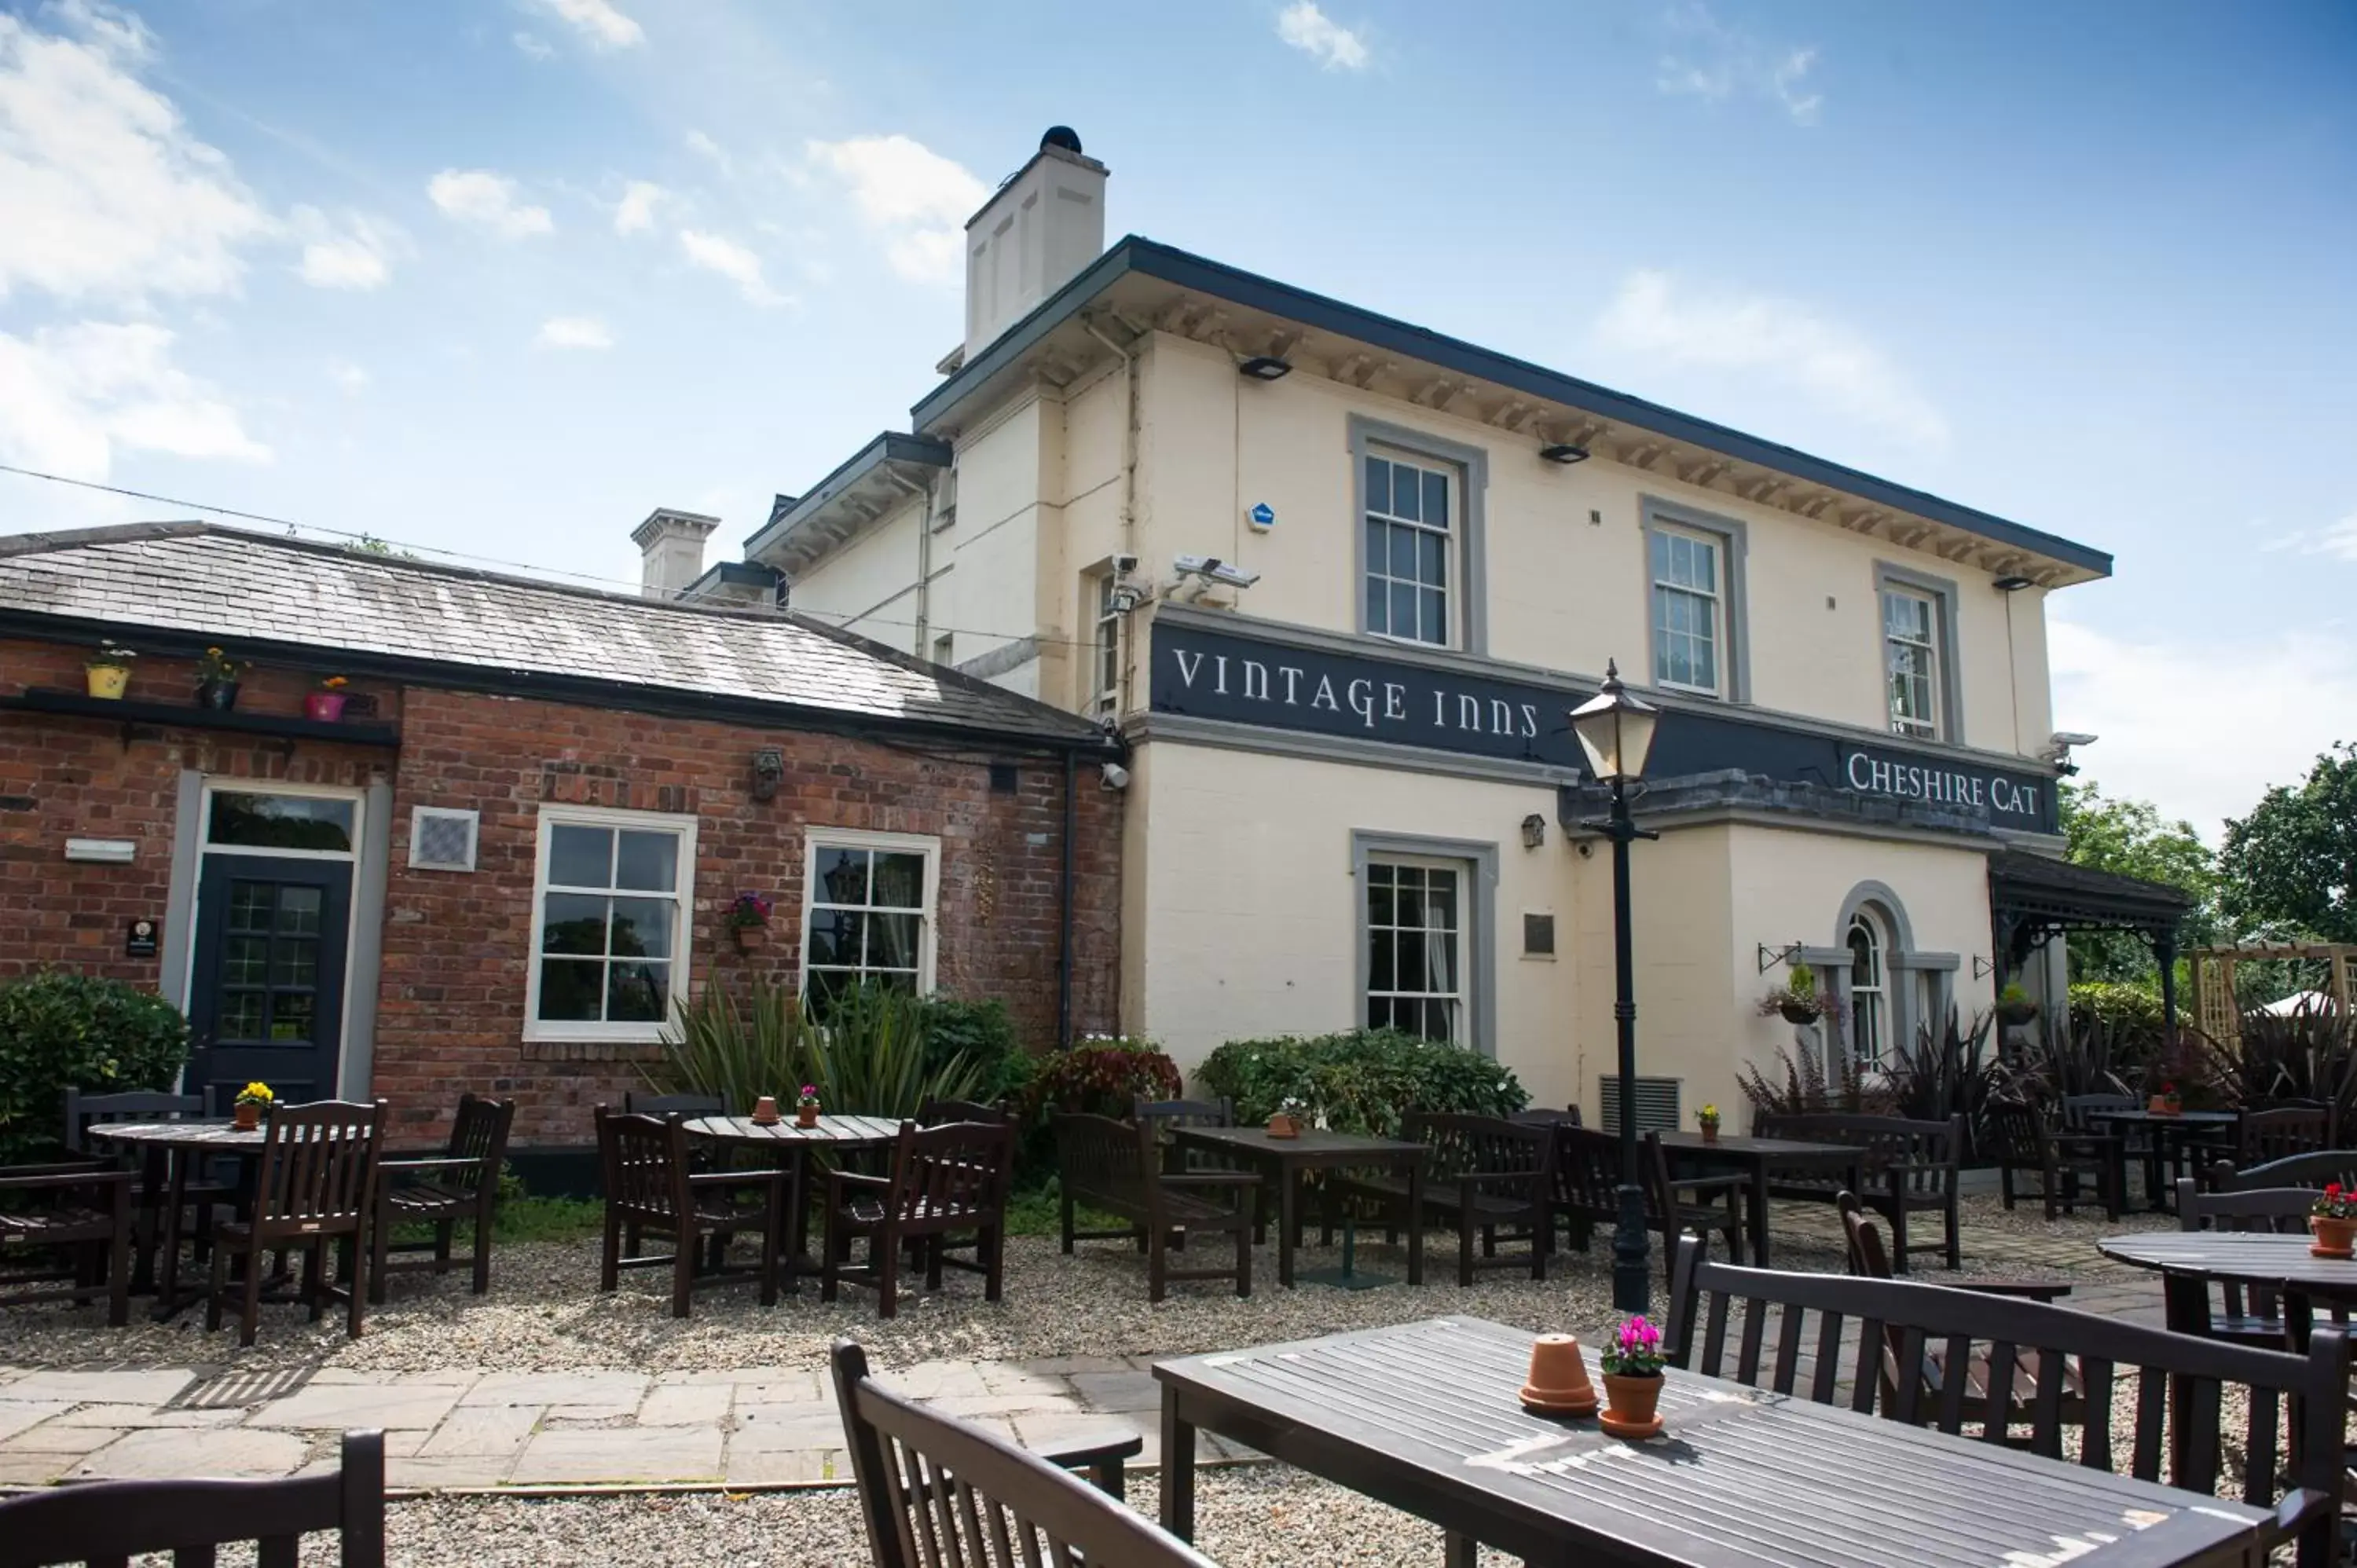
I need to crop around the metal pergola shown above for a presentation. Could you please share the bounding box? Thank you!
[1987,851,2195,1032]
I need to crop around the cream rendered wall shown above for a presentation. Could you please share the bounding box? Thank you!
[1131,334,2051,759]
[1133,740,1582,1106]
[937,395,1047,683]
[1568,823,1738,1124]
[785,496,923,654]
[1048,365,1130,713]
[2006,588,2055,754]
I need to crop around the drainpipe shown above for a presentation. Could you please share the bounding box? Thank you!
[899,470,935,652]
[1080,317,1138,556]
[1057,748,1078,1050]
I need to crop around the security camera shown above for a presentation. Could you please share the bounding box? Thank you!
[1110,552,1138,577]
[2050,732,2099,749]
[1099,760,1131,790]
[1173,554,1261,589]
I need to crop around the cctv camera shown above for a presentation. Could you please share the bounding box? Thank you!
[1110,553,1138,576]
[2050,732,2099,749]
[1100,760,1131,790]
[1173,553,1260,589]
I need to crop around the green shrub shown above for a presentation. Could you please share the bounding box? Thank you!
[812,985,984,1119]
[1027,1038,1182,1120]
[0,971,189,1165]
[647,974,812,1116]
[1196,1029,1528,1137]
[2068,982,2167,1051]
[916,996,1030,1103]
[648,979,982,1120]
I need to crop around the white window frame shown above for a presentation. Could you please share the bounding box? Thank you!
[522,803,699,1045]
[1649,524,1726,697]
[1362,852,1466,1045]
[1362,445,1461,650]
[1846,910,1889,1071]
[798,826,942,1002]
[198,780,365,863]
[1090,573,1121,720]
[1882,585,1941,738]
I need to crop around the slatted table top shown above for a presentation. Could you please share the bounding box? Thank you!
[680,1113,907,1147]
[1156,1317,2271,1568]
[1653,1131,1864,1162]
[2100,1229,2357,1294]
[2078,1108,2238,1127]
[86,1119,266,1152]
[1172,1125,1424,1160]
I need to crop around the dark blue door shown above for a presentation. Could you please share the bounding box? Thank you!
[186,855,352,1110]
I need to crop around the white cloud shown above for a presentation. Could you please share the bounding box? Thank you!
[805,134,986,285]
[1593,269,1949,452]
[0,321,269,483]
[2050,613,2357,841]
[684,128,731,175]
[1657,2,1822,125]
[511,31,554,60]
[2263,507,2357,563]
[526,0,643,50]
[0,2,270,302]
[534,314,614,350]
[1276,2,1370,71]
[427,169,553,239]
[291,208,398,290]
[677,229,785,306]
[327,360,368,393]
[613,179,664,235]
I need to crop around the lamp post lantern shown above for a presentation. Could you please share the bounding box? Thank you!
[1569,659,1660,1313]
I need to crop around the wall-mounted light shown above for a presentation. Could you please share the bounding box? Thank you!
[1237,356,1292,381]
[750,748,783,801]
[1539,443,1591,465]
[1992,575,2035,592]
[65,838,136,864]
[1520,813,1547,849]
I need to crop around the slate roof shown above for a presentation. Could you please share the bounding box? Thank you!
[0,522,1110,749]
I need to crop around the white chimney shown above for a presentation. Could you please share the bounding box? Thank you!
[963,126,1108,361]
[632,508,720,600]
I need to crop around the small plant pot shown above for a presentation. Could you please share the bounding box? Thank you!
[195,679,240,710]
[731,923,766,954]
[1996,1001,2040,1028]
[750,1096,780,1127]
[797,1105,820,1130]
[1519,1334,1597,1416]
[1266,1113,1301,1139]
[2311,1217,2355,1259]
[2147,1096,2180,1116]
[233,1103,262,1132]
[86,665,131,700]
[1599,1373,1664,1439]
[1777,1000,1821,1026]
[1699,1123,1721,1145]
[305,691,348,723]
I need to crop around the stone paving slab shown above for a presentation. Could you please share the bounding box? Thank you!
[71,1428,308,1481]
[4,1370,196,1405]
[247,1380,466,1431]
[0,1403,72,1443]
[511,1426,723,1485]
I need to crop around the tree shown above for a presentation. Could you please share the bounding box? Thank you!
[2058,780,2217,983]
[2220,742,2357,944]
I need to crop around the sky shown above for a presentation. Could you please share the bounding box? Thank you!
[1,0,2352,841]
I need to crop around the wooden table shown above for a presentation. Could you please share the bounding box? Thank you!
[1654,1131,1861,1269]
[681,1114,908,1287]
[1172,1126,1425,1289]
[2079,1109,2238,1209]
[2099,1229,2357,1342]
[89,1120,276,1318]
[1155,1316,2272,1568]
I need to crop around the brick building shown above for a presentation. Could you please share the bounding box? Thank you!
[0,523,1122,1158]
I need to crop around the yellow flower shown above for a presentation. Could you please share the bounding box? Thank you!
[321,675,349,691]
[239,1081,273,1103]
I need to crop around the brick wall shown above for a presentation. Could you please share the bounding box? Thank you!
[0,638,1122,1148]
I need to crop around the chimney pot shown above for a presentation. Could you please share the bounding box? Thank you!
[962,131,1108,360]
[632,507,720,600]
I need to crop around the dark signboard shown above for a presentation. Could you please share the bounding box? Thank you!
[1149,622,2059,834]
[125,917,159,958]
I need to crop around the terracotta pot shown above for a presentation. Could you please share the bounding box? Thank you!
[233,1102,261,1132]
[305,691,348,723]
[732,923,766,954]
[86,665,131,700]
[2311,1215,2356,1259]
[2147,1096,2181,1116]
[196,679,240,711]
[1777,1000,1821,1026]
[1599,1372,1664,1439]
[750,1096,780,1127]
[1266,1113,1300,1139]
[1996,1001,2040,1028]
[1519,1334,1597,1415]
[797,1104,819,1130]
[1699,1123,1721,1145]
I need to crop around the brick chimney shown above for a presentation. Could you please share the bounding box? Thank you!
[632,508,720,600]
[963,126,1108,361]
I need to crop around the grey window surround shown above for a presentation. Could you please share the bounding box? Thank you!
[1827,881,1941,1068]
[1875,559,1965,746]
[343,778,392,1099]
[1349,829,1498,1057]
[1640,496,1750,704]
[1349,416,1490,656]
[160,770,203,1014]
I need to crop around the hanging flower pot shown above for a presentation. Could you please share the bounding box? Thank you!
[306,675,350,722]
[1995,984,2040,1028]
[196,679,241,711]
[193,647,243,710]
[85,642,136,700]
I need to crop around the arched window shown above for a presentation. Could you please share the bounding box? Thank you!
[1847,909,1890,1069]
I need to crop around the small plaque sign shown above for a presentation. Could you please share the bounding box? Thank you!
[125,917,159,958]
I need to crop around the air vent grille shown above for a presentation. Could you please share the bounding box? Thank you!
[409,806,478,872]
[1596,1075,1681,1134]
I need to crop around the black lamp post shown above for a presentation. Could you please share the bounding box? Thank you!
[1569,659,1660,1313]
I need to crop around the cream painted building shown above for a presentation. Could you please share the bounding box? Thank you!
[650,127,2151,1127]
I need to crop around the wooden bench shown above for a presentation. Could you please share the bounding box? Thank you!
[1752,1112,1961,1271]
[1325,1113,1551,1287]
[1052,1112,1255,1302]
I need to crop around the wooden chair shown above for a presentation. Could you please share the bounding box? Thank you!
[1664,1235,2348,1566]
[832,1340,1216,1568]
[1053,1112,1255,1302]
[1326,1113,1552,1287]
[2211,1148,2357,1193]
[1838,1192,2082,1431]
[917,1097,1010,1126]
[2239,1105,2330,1165]
[63,1088,237,1275]
[2174,1177,2326,1349]
[0,1427,386,1568]
[1754,1111,1963,1270]
[595,1107,790,1318]
[823,1119,1013,1320]
[0,1162,133,1326]
[1984,1099,2121,1220]
[1132,1097,1253,1233]
[207,1100,387,1346]
[368,1094,514,1302]
[1508,1105,1582,1127]
[1549,1123,1745,1282]
[621,1091,727,1118]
